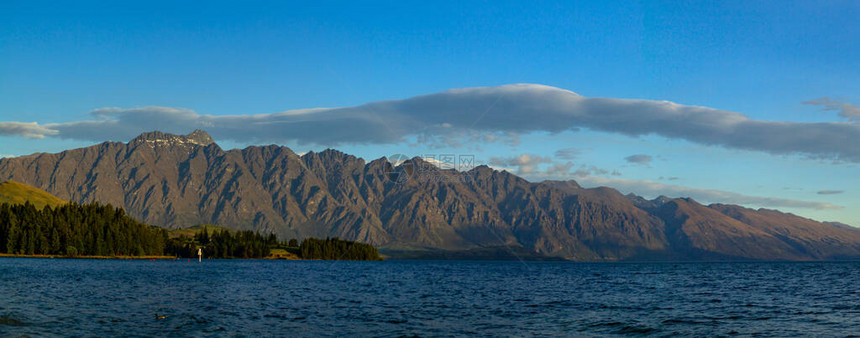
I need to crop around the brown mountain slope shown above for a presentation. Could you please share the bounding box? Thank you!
[652,198,806,260]
[709,204,860,259]
[0,130,857,261]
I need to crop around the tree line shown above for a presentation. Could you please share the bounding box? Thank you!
[0,202,382,260]
[0,202,166,256]
[299,237,382,260]
[166,227,273,259]
[169,228,382,260]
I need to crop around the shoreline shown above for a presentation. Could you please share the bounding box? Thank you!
[0,253,177,260]
[0,253,371,261]
[0,254,298,260]
[0,253,293,260]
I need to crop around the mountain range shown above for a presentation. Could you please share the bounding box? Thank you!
[1,130,858,261]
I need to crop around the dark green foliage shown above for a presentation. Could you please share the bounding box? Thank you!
[167,230,381,260]
[166,229,271,259]
[0,201,382,260]
[0,202,166,256]
[299,237,382,261]
[65,245,77,257]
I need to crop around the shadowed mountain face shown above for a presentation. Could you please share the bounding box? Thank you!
[1,130,859,261]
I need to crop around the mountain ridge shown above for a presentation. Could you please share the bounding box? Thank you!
[1,130,858,261]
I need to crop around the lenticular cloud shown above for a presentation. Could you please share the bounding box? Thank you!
[2,83,860,162]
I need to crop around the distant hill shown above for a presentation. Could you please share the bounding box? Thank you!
[0,180,66,209]
[1,130,859,261]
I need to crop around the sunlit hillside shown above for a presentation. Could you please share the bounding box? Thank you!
[0,180,66,209]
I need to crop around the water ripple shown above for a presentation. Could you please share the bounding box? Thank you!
[1,259,860,336]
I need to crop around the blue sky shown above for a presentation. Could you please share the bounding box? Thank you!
[1,0,859,225]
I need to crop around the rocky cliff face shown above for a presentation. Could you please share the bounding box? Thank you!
[1,130,858,260]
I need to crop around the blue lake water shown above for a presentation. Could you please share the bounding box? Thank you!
[1,258,859,336]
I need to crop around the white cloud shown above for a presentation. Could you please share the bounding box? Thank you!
[4,84,860,162]
[577,176,842,210]
[0,122,58,139]
[489,153,552,174]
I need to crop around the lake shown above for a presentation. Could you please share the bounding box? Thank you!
[1,258,859,336]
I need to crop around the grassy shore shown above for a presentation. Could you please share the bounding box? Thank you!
[266,248,301,260]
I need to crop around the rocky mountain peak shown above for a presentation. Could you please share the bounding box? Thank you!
[185,130,215,145]
[653,195,673,205]
[130,130,215,147]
